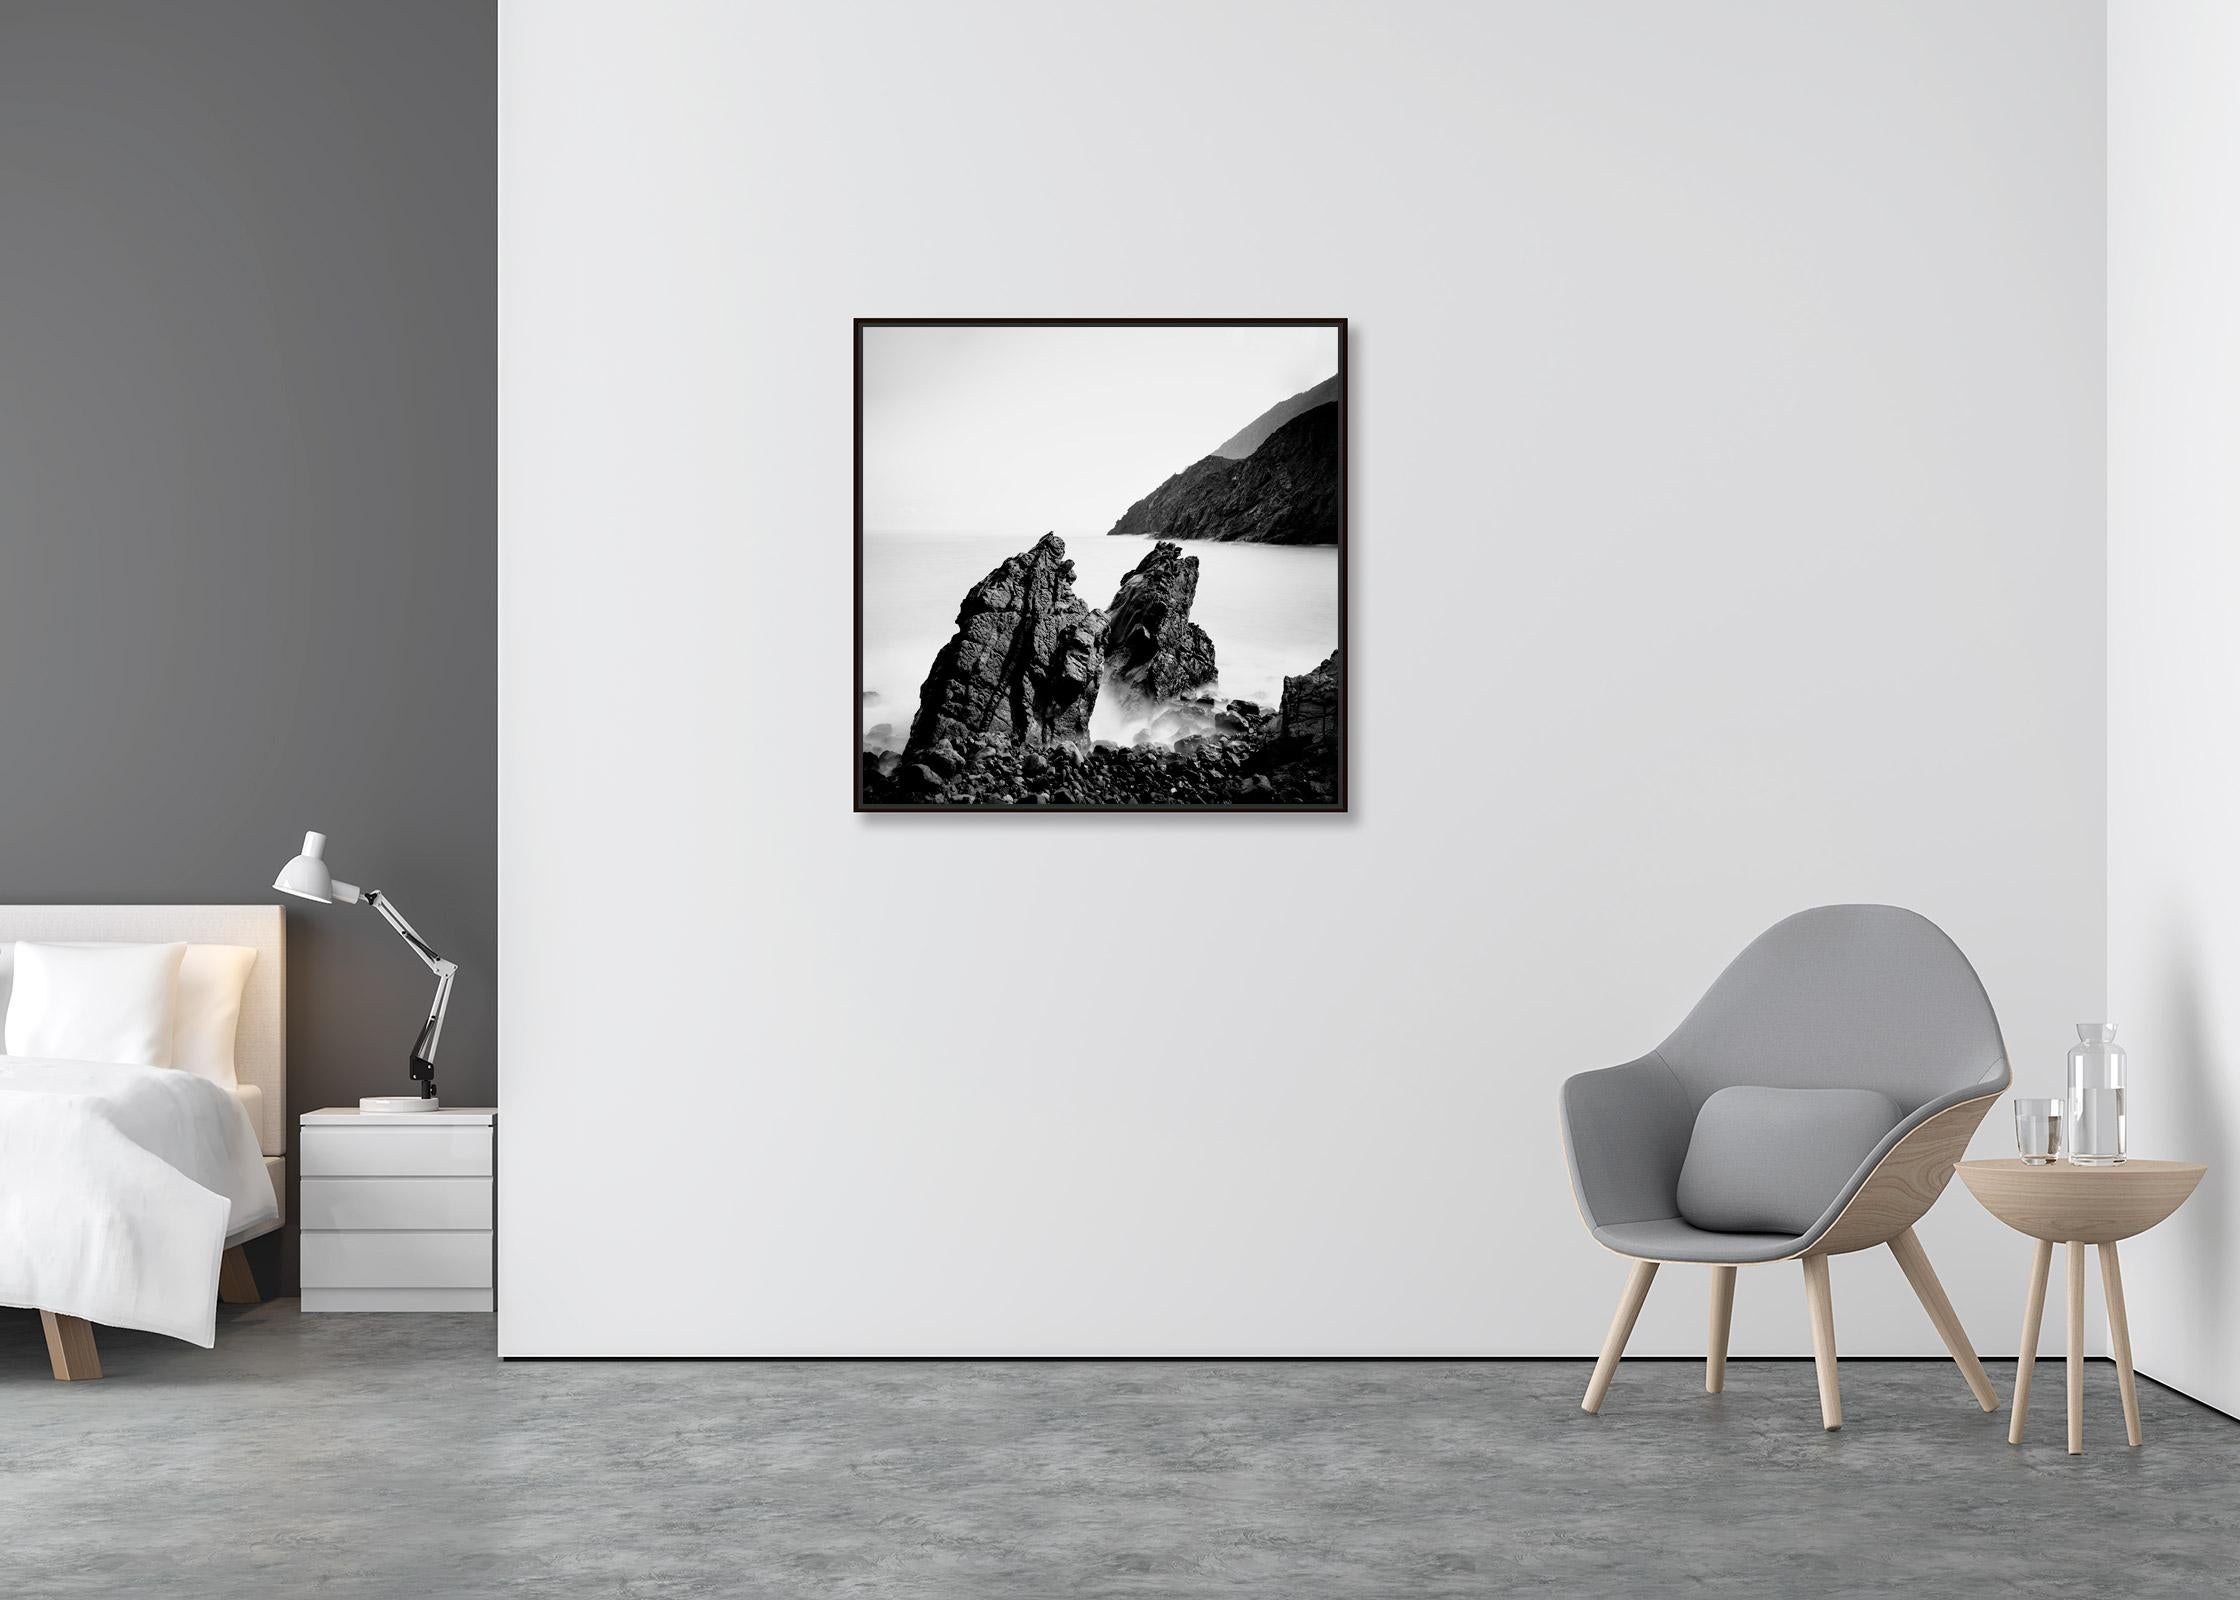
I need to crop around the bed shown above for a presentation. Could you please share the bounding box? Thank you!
[1,905,286,1380]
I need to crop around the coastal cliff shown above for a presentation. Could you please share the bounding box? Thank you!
[1211,374,1342,460]
[1105,400,1340,546]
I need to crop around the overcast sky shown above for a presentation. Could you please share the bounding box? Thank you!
[861,324,1338,535]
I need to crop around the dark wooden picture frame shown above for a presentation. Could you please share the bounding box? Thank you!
[854,317,1348,813]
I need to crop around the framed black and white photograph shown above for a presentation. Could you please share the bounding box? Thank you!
[855,318,1347,812]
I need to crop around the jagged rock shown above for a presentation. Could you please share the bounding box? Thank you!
[1106,401,1340,545]
[1278,650,1340,744]
[864,698,1340,809]
[922,741,965,777]
[905,533,1103,757]
[1101,541,1217,704]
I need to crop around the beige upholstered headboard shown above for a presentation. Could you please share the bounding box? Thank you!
[0,905,285,1156]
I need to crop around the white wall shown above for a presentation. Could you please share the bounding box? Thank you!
[2108,0,2240,1415]
[499,0,2105,1355]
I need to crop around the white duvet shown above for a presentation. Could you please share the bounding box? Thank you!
[0,1058,277,1346]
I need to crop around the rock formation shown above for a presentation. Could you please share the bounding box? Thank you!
[861,677,1338,808]
[904,533,1103,757]
[1101,541,1217,704]
[1211,374,1342,460]
[1106,400,1340,546]
[1277,649,1340,745]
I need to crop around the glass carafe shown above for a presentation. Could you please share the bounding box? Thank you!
[2066,1023,2127,1165]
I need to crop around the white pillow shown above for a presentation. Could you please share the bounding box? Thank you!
[174,944,257,1088]
[4,941,186,1067]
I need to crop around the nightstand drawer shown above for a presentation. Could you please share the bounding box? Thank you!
[302,1125,492,1178]
[301,1229,493,1289]
[301,1177,492,1231]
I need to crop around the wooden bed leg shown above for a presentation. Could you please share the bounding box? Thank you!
[219,1246,262,1306]
[40,1311,103,1381]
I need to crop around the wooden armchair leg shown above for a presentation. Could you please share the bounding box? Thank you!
[1887,1226,1998,1413]
[40,1311,102,1381]
[1707,1265,1737,1393]
[1582,1260,1658,1414]
[1802,1254,1841,1430]
[219,1246,261,1306]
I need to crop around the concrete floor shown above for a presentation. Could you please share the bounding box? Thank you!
[4,1305,2237,1598]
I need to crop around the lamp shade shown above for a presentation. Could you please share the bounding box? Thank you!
[274,831,362,905]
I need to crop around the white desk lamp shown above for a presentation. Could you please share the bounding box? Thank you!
[272,830,457,1113]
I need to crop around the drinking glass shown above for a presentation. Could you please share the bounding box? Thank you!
[2014,1098,2062,1165]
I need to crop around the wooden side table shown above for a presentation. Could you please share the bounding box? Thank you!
[1956,1159,2205,1455]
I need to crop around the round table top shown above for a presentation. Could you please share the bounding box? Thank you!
[1956,1158,2207,1243]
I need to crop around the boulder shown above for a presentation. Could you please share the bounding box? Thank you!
[1147,700,1219,745]
[1101,541,1217,704]
[905,533,1103,757]
[1278,649,1340,745]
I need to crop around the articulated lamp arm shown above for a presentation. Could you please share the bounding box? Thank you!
[363,890,459,1099]
[272,833,460,1109]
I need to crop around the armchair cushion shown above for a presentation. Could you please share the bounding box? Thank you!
[1676,1085,1902,1236]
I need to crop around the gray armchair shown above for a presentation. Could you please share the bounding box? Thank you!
[1561,905,2009,1429]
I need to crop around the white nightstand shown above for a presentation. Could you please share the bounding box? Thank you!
[300,1106,495,1312]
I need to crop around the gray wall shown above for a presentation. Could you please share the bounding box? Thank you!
[0,0,494,1293]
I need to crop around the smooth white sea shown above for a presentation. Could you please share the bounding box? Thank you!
[862,530,1338,750]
